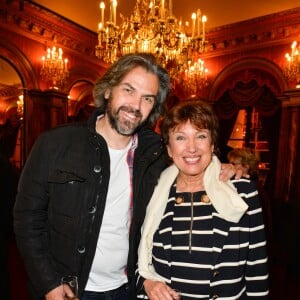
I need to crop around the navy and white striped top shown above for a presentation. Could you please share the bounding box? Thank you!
[137,178,269,299]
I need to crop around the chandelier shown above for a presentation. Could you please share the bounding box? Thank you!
[175,58,208,97]
[41,44,69,89]
[284,41,300,85]
[95,0,209,94]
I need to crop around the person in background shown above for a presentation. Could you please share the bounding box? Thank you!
[227,147,259,180]
[14,53,239,300]
[0,135,20,300]
[137,100,269,299]
[0,152,15,300]
[227,147,274,250]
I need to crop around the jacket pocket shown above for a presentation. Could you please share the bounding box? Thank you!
[48,169,86,183]
[47,169,89,217]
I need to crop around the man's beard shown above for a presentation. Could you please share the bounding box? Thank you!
[107,104,144,136]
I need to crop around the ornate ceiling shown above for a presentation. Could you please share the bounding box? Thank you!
[1,1,299,124]
[33,0,300,32]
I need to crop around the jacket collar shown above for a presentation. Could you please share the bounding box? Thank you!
[87,108,103,134]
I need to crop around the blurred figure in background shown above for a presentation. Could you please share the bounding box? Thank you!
[0,152,13,299]
[227,147,275,253]
[0,151,19,300]
[227,147,259,180]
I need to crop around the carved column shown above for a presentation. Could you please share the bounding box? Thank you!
[24,89,68,158]
[274,89,300,208]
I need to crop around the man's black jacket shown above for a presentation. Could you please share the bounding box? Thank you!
[14,109,168,299]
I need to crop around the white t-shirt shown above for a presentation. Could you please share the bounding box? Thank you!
[85,142,131,291]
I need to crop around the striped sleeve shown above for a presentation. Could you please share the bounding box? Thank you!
[232,178,269,298]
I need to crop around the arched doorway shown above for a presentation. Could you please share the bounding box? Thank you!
[68,80,95,122]
[0,37,39,166]
[209,57,286,171]
[65,64,103,122]
[0,57,24,168]
[0,46,35,299]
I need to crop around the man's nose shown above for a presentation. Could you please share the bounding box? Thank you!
[131,95,143,111]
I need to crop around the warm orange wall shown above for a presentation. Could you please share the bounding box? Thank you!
[1,2,300,108]
[1,2,300,210]
[0,1,106,92]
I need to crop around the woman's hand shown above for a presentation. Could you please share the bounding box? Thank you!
[144,279,181,300]
[219,163,248,181]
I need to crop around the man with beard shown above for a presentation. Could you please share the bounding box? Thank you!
[14,53,170,300]
[14,53,237,300]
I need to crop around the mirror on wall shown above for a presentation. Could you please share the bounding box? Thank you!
[0,57,24,169]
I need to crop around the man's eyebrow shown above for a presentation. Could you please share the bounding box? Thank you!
[119,82,134,89]
[120,82,157,99]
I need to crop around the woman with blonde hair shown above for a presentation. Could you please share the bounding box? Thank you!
[227,147,259,179]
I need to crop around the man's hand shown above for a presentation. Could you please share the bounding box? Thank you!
[45,285,78,300]
[144,279,181,300]
[45,285,65,300]
[219,163,248,181]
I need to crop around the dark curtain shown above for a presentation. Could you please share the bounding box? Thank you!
[214,80,281,167]
[213,90,239,162]
[260,108,281,189]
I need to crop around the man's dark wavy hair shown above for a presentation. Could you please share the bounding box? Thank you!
[93,53,170,128]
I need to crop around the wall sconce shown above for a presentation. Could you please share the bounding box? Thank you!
[284,41,300,86]
[16,94,24,120]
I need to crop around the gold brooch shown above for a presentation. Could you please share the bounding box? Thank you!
[175,196,184,204]
[200,194,211,203]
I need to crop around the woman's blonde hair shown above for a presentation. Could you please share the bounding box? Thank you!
[227,147,259,176]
